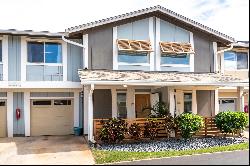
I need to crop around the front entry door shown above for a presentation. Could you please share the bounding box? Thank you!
[135,94,151,118]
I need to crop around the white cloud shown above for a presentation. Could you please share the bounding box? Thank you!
[0,0,248,40]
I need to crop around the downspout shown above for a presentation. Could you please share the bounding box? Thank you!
[62,34,86,137]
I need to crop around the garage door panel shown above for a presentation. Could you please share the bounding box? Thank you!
[31,99,74,136]
[0,101,7,137]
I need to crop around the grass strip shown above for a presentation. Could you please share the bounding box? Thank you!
[92,142,249,164]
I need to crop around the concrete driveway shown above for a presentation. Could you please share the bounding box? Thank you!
[0,135,94,165]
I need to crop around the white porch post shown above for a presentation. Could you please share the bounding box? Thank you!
[192,89,197,114]
[24,92,30,136]
[74,91,80,127]
[126,86,135,119]
[169,88,175,117]
[214,89,219,116]
[237,87,244,112]
[111,87,117,118]
[88,84,94,142]
[7,92,13,137]
[83,86,89,134]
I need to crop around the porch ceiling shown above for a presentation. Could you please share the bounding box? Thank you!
[78,69,249,87]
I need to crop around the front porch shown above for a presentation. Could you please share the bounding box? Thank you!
[78,70,248,141]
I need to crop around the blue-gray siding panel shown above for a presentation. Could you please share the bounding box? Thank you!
[8,36,21,81]
[67,40,83,82]
[0,64,3,81]
[13,92,25,135]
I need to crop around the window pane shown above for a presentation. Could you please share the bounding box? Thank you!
[33,100,51,105]
[224,51,237,70]
[27,42,44,63]
[0,101,5,106]
[45,43,62,63]
[184,93,192,113]
[0,40,2,62]
[237,52,248,69]
[118,52,149,63]
[54,100,71,105]
[161,54,190,65]
[117,93,127,118]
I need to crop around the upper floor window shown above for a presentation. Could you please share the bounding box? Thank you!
[160,42,194,66]
[117,39,152,65]
[28,42,62,64]
[161,54,190,65]
[224,51,248,70]
[0,40,2,62]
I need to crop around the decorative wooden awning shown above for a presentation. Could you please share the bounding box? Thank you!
[159,42,194,55]
[117,39,152,52]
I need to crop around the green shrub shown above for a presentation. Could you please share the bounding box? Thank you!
[144,118,161,140]
[99,118,128,143]
[175,113,204,139]
[142,101,169,118]
[215,111,248,135]
[128,123,142,140]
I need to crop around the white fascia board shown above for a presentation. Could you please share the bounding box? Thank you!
[0,81,82,89]
[80,80,249,87]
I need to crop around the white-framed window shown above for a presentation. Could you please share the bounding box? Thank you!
[184,92,192,113]
[27,41,62,65]
[117,92,127,118]
[118,52,150,66]
[224,51,248,70]
[0,40,2,63]
[161,54,190,66]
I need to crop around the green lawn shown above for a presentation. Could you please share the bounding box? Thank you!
[92,143,249,164]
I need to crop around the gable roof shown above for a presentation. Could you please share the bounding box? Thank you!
[0,29,63,37]
[66,5,235,43]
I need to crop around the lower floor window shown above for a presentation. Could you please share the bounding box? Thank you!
[117,93,127,118]
[184,93,192,113]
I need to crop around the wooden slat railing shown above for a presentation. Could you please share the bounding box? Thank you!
[93,117,239,141]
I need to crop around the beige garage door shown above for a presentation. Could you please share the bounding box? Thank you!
[0,100,7,137]
[31,99,74,136]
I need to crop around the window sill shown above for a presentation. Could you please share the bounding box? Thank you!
[26,63,63,66]
[118,63,150,66]
[161,64,190,67]
[224,69,249,71]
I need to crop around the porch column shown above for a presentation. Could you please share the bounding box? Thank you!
[87,84,94,142]
[24,92,30,136]
[237,87,244,112]
[126,86,135,119]
[7,92,13,137]
[169,88,175,117]
[111,87,117,118]
[192,90,197,114]
[214,89,219,116]
[74,91,80,127]
[83,86,89,134]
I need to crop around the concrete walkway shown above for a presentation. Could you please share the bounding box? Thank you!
[0,135,94,165]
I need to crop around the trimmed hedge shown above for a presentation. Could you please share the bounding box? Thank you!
[215,111,248,135]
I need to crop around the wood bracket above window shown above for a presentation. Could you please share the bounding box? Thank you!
[159,42,195,55]
[117,39,152,52]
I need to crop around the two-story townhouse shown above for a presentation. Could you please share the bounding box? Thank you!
[0,5,248,141]
[65,5,248,141]
[0,30,84,137]
[217,41,249,113]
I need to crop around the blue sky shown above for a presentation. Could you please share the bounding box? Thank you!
[0,0,248,41]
